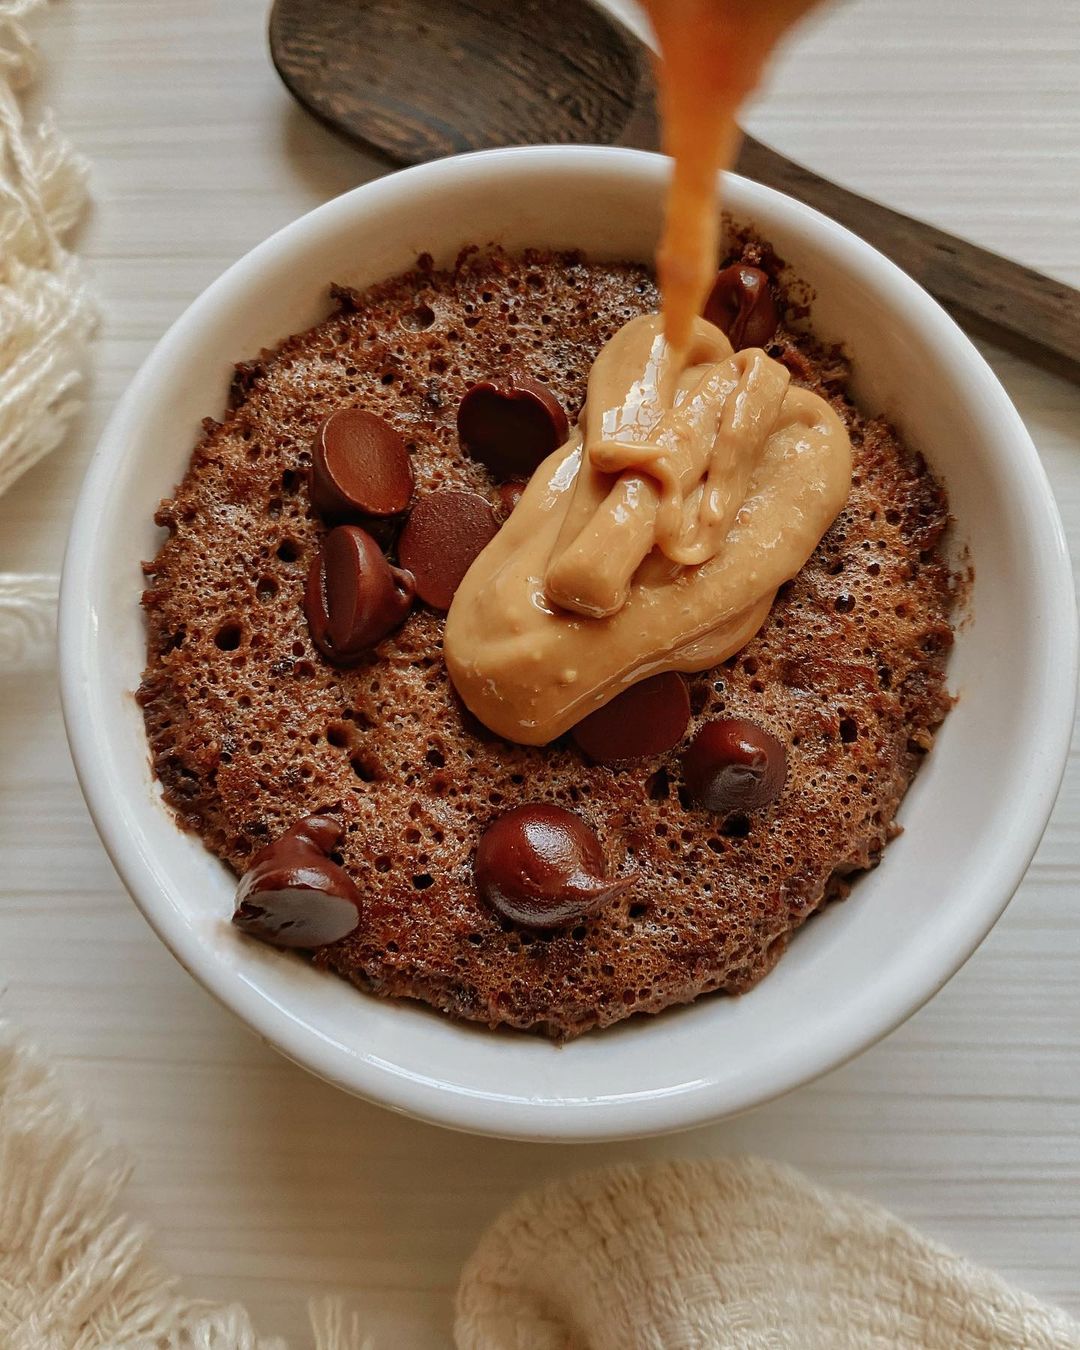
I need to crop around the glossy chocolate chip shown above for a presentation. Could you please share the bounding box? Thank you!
[496,479,528,518]
[457,375,569,479]
[305,524,414,664]
[681,717,787,816]
[703,265,779,350]
[571,673,691,764]
[310,407,413,522]
[474,804,632,930]
[232,814,361,948]
[398,490,500,611]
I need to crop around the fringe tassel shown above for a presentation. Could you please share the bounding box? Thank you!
[0,1024,186,1349]
[0,0,96,501]
[0,571,57,672]
[0,1024,372,1349]
[309,1298,375,1350]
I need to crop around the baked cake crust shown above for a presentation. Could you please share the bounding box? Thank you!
[138,243,954,1039]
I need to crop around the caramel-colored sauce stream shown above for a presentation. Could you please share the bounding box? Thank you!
[643,0,817,352]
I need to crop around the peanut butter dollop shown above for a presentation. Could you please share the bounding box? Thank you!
[444,315,851,746]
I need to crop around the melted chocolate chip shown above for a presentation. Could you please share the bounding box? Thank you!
[474,804,632,930]
[457,375,569,479]
[571,673,691,763]
[310,408,413,521]
[304,525,414,664]
[704,265,779,350]
[398,490,500,611]
[681,717,787,815]
[232,814,361,948]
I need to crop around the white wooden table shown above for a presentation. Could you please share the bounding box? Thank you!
[2,2,1078,1343]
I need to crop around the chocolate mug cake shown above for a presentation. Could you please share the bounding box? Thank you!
[138,239,954,1039]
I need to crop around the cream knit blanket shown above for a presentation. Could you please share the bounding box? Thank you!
[1,1025,1077,1350]
[456,1160,1080,1349]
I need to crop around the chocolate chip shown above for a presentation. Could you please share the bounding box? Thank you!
[704,265,779,350]
[398,490,499,611]
[571,673,691,763]
[232,814,361,948]
[681,717,787,815]
[457,375,569,479]
[310,408,413,521]
[474,804,632,930]
[304,524,414,664]
[496,479,528,518]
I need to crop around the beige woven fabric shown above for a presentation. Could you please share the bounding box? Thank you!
[0,0,95,502]
[455,1158,1080,1350]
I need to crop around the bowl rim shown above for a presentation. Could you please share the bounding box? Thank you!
[59,145,1078,1140]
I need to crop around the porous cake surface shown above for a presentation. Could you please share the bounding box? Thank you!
[138,243,954,1039]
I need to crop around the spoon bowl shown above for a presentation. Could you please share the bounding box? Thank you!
[270,0,655,163]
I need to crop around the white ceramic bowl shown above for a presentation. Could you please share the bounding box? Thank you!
[60,147,1076,1141]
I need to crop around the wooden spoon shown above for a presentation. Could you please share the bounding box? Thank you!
[269,0,1080,382]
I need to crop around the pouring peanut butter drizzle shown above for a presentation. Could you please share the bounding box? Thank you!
[645,0,820,353]
[443,0,848,745]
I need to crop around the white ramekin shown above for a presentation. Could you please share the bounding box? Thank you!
[59,147,1077,1141]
